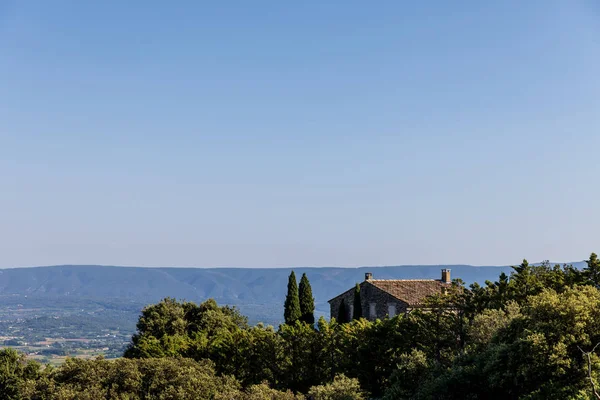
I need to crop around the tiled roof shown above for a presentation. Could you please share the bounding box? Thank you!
[368,279,450,306]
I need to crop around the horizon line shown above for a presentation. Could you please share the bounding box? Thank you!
[0,261,585,270]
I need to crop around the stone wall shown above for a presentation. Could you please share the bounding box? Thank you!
[329,281,409,321]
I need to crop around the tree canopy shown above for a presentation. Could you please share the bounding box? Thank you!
[337,300,349,324]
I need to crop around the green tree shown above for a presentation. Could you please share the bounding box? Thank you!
[337,301,349,324]
[308,374,364,400]
[466,301,521,347]
[383,350,430,400]
[584,252,600,288]
[511,259,536,301]
[244,382,303,400]
[45,357,244,399]
[299,273,315,325]
[212,323,284,387]
[316,317,340,382]
[335,317,403,397]
[352,284,362,320]
[0,348,43,400]
[124,298,247,363]
[284,271,302,325]
[279,321,326,393]
[406,285,600,400]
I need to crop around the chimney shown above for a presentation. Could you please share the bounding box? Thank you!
[441,269,451,284]
[365,272,373,281]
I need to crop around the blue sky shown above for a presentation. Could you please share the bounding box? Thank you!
[1,1,599,268]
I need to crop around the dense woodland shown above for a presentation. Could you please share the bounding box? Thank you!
[2,255,600,399]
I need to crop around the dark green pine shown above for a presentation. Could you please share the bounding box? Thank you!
[299,273,315,325]
[284,271,302,325]
[337,300,349,323]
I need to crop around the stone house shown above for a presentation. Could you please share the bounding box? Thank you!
[328,269,453,320]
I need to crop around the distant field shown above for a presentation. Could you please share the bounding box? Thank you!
[0,296,137,362]
[3,337,116,366]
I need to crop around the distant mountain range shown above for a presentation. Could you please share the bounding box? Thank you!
[0,262,586,326]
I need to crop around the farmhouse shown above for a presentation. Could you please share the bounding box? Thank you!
[328,269,453,320]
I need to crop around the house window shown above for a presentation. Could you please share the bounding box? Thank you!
[349,304,354,319]
[369,303,376,319]
[388,303,396,318]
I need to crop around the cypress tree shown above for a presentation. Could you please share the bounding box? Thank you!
[298,273,315,325]
[284,271,301,325]
[353,283,362,320]
[337,300,349,323]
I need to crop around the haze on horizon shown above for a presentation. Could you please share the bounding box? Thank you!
[1,1,599,269]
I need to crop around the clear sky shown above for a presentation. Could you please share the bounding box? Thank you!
[1,1,599,268]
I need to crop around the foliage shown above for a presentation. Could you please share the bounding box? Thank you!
[243,382,304,399]
[584,253,600,289]
[307,375,364,400]
[336,301,349,324]
[0,349,43,400]
[284,271,302,325]
[466,301,521,347]
[299,273,315,326]
[395,285,600,399]
[382,349,430,400]
[279,321,327,393]
[47,357,242,399]
[352,284,362,320]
